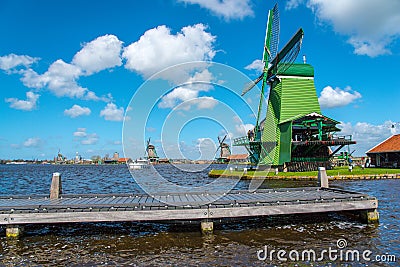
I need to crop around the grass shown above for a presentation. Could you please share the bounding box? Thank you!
[209,166,400,178]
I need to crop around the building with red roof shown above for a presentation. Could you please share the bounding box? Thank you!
[366,134,400,168]
[227,154,249,163]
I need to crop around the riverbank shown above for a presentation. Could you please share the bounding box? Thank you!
[208,166,400,180]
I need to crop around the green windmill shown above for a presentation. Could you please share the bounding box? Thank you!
[234,3,356,171]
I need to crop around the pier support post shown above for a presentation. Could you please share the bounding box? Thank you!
[50,172,62,199]
[318,167,329,188]
[6,225,23,238]
[360,209,379,224]
[201,221,213,235]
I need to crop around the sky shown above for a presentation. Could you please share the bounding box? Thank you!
[1,0,400,161]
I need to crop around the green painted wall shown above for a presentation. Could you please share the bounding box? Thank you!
[260,63,321,166]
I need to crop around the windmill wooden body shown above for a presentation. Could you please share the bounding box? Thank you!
[215,135,231,163]
[146,138,159,163]
[233,4,356,171]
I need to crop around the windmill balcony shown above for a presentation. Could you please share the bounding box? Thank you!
[233,136,261,146]
[292,134,356,146]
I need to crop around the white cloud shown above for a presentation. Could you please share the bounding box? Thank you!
[289,0,400,57]
[20,59,92,99]
[285,0,304,10]
[158,69,216,109]
[178,0,254,20]
[73,128,87,137]
[3,34,121,102]
[245,59,264,72]
[192,96,218,110]
[72,34,123,75]
[218,130,234,141]
[5,91,39,111]
[123,24,216,79]
[81,134,99,145]
[195,137,217,160]
[338,121,399,155]
[318,86,361,108]
[64,104,91,118]
[235,123,254,135]
[73,128,99,145]
[176,96,219,111]
[0,54,39,72]
[23,137,42,147]
[100,102,124,121]
[158,87,198,109]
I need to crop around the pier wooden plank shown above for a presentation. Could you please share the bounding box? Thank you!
[0,187,378,226]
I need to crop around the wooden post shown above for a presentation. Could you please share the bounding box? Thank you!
[6,225,23,238]
[201,221,213,235]
[50,172,62,199]
[360,209,379,224]
[318,167,329,188]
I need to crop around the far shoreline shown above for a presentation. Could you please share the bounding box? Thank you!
[209,166,400,180]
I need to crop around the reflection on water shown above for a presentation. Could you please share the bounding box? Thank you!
[0,164,399,266]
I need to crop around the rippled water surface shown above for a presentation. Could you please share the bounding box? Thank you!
[0,164,399,266]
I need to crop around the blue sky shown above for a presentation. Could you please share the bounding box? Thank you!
[1,0,400,160]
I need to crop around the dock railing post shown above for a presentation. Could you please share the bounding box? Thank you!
[50,172,62,199]
[201,220,214,235]
[318,167,329,188]
[6,225,24,238]
[360,209,380,224]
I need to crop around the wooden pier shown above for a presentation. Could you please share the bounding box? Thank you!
[0,171,379,237]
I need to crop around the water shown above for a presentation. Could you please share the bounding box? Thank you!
[0,164,399,266]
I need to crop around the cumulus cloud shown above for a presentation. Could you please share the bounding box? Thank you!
[81,134,99,145]
[159,87,198,109]
[3,25,218,114]
[123,24,216,79]
[318,86,361,108]
[5,91,39,111]
[285,0,304,10]
[235,123,254,135]
[23,137,42,147]
[0,54,39,72]
[3,34,121,103]
[338,120,399,155]
[73,128,99,145]
[176,96,219,111]
[178,0,254,20]
[158,69,216,109]
[64,104,91,118]
[72,34,123,75]
[193,96,218,109]
[245,59,264,72]
[287,0,400,57]
[195,137,217,160]
[100,102,124,121]
[73,128,87,137]
[20,59,87,97]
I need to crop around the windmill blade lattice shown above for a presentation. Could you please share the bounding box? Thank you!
[242,3,279,96]
[241,73,263,96]
[267,28,304,79]
[264,3,280,63]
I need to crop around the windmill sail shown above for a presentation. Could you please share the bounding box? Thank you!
[242,3,279,96]
[267,28,304,79]
[241,73,264,96]
[263,3,279,64]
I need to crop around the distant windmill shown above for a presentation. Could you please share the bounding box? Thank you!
[146,138,159,163]
[215,135,231,163]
